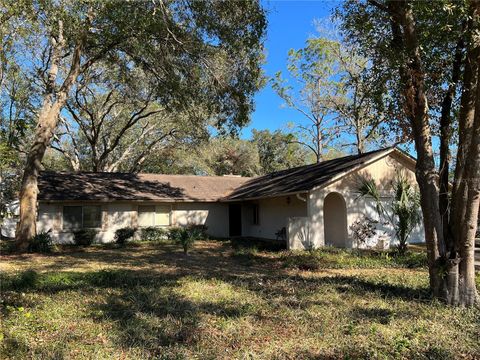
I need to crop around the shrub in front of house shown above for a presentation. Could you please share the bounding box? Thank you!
[114,227,137,245]
[141,227,167,242]
[73,229,98,246]
[167,225,206,254]
[28,231,54,253]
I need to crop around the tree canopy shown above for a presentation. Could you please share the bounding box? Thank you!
[4,0,267,247]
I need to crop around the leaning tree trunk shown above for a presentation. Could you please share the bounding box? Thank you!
[16,102,65,249]
[15,24,83,250]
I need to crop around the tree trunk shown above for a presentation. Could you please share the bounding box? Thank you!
[356,123,364,154]
[15,102,64,249]
[457,32,480,305]
[15,26,84,250]
[439,33,464,250]
[448,0,480,305]
[387,0,447,298]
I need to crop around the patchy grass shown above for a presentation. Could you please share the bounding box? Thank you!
[1,240,479,359]
[278,247,429,270]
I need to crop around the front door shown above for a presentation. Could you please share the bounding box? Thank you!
[229,204,242,237]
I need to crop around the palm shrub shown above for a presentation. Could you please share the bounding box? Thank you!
[357,172,421,255]
[168,225,204,254]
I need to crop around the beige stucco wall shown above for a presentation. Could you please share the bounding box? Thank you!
[172,202,229,238]
[37,201,229,243]
[291,152,425,250]
[241,195,307,240]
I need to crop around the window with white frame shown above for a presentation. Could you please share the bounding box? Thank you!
[63,205,102,230]
[138,205,170,227]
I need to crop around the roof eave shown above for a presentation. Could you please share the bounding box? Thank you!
[221,190,309,202]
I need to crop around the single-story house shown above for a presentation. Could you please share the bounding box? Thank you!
[34,147,424,249]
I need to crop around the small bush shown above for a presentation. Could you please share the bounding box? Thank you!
[168,225,205,254]
[27,231,54,253]
[73,229,97,247]
[115,227,137,245]
[14,269,39,290]
[141,227,167,242]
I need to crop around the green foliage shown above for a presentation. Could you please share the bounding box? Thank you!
[357,173,421,254]
[142,130,314,176]
[114,227,137,245]
[6,0,267,175]
[196,137,261,176]
[168,225,206,254]
[230,237,286,252]
[392,175,422,254]
[140,227,167,242]
[73,229,98,247]
[251,129,312,173]
[335,0,468,139]
[167,227,183,242]
[9,269,39,290]
[27,231,54,253]
[0,142,21,220]
[272,28,392,158]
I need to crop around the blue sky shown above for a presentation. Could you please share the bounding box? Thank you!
[242,0,338,139]
[241,0,420,158]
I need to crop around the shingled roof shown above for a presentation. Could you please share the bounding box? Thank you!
[38,147,402,203]
[225,147,396,201]
[38,172,250,202]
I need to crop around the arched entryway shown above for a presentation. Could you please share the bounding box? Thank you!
[323,192,348,247]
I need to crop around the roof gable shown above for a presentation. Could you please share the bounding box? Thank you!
[225,148,398,200]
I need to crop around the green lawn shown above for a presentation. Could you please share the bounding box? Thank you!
[1,240,479,359]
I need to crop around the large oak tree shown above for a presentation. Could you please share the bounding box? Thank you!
[3,0,266,250]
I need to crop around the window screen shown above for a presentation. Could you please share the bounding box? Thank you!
[63,206,82,229]
[83,206,102,228]
[63,206,101,229]
[138,205,155,227]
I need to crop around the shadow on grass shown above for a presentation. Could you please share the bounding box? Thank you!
[0,256,434,358]
[229,237,286,252]
[1,268,260,355]
[349,306,395,324]
[2,265,429,303]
